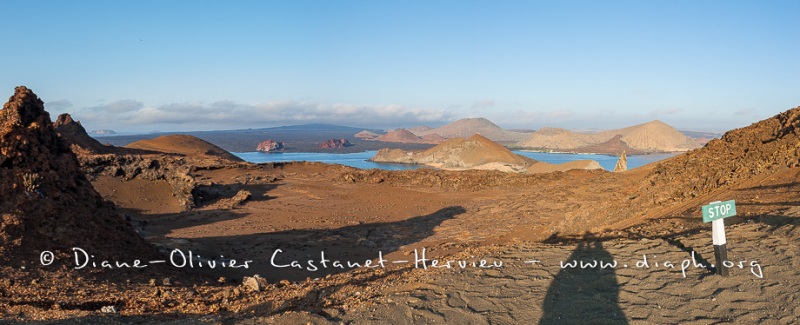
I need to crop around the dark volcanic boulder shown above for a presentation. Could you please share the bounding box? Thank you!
[256,140,284,152]
[318,138,353,149]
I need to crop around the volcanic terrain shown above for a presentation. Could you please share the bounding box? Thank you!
[1,87,799,324]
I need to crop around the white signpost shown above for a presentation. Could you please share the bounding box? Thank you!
[702,200,737,276]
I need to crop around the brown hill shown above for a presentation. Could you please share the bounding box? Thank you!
[406,126,434,136]
[0,86,159,263]
[608,120,700,152]
[635,106,800,207]
[518,127,598,151]
[421,133,447,143]
[371,134,604,174]
[416,118,529,143]
[125,134,243,162]
[354,130,380,139]
[377,129,427,143]
[518,120,700,154]
[418,134,533,168]
[374,129,444,144]
[371,134,535,172]
[576,135,644,155]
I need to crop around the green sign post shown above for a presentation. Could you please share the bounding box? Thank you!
[702,200,737,223]
[702,200,737,276]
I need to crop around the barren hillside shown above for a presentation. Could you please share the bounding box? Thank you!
[518,120,701,153]
[125,134,243,162]
[416,118,529,142]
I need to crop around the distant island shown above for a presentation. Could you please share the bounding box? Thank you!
[90,129,117,135]
[367,117,702,155]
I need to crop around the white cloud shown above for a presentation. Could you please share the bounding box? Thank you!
[472,99,495,109]
[74,99,456,130]
[45,99,73,111]
[648,108,683,117]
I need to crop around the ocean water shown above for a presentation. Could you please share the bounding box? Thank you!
[234,151,678,171]
[233,151,428,171]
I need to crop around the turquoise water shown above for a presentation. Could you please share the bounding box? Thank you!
[234,151,428,170]
[514,151,677,171]
[234,151,677,171]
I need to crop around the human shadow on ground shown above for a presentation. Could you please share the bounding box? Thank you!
[539,239,628,325]
[12,207,466,324]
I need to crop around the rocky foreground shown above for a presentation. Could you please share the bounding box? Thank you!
[1,87,800,323]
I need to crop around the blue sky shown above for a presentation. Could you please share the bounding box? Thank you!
[1,1,798,132]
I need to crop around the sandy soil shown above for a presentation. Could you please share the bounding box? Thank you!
[5,87,798,324]
[2,160,789,323]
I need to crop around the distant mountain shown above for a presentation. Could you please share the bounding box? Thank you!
[679,130,723,145]
[371,134,602,174]
[518,120,701,154]
[406,126,434,135]
[90,129,116,135]
[370,129,445,144]
[371,134,535,172]
[415,118,529,143]
[355,130,381,139]
[261,123,374,133]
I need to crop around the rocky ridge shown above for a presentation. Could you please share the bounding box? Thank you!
[636,106,800,206]
[0,86,159,263]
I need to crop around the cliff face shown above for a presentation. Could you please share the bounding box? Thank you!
[0,86,158,262]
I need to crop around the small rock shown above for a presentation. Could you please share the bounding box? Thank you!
[230,190,251,206]
[243,275,268,291]
[279,279,291,287]
[162,278,172,286]
[100,306,117,314]
[149,278,157,286]
[218,277,227,284]
[323,308,341,318]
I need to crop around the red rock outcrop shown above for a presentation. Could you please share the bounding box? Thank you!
[0,86,158,263]
[318,138,353,149]
[53,113,112,154]
[256,140,284,152]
